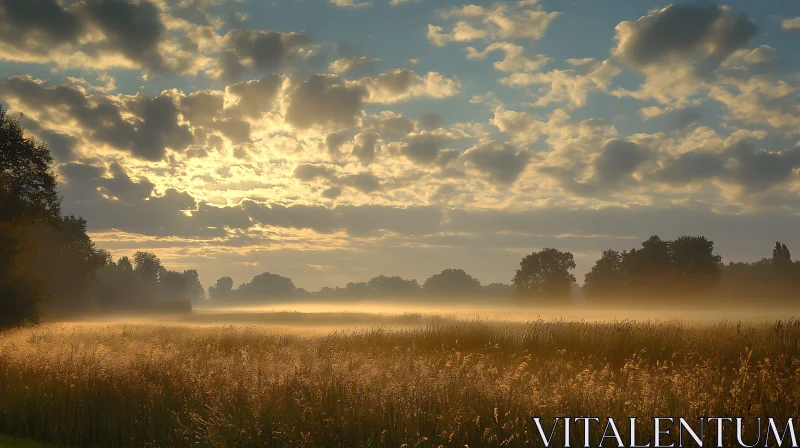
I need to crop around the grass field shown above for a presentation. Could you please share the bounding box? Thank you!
[0,313,799,447]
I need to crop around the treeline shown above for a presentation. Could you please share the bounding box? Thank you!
[93,251,204,313]
[207,269,513,303]
[207,237,800,307]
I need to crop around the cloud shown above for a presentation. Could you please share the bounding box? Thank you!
[0,75,196,161]
[721,45,779,75]
[0,0,203,74]
[390,0,420,5]
[709,75,800,129]
[428,2,561,46]
[357,69,460,103]
[464,141,531,185]
[654,140,800,194]
[214,29,311,80]
[782,17,800,32]
[284,74,365,129]
[500,59,620,108]
[593,140,651,187]
[611,4,757,105]
[330,0,372,8]
[612,4,757,74]
[225,74,284,118]
[329,56,380,75]
[465,42,549,73]
[351,132,380,165]
[402,133,447,164]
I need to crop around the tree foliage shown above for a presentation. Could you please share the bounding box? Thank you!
[512,248,576,300]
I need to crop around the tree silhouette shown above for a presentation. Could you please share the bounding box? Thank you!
[209,276,234,301]
[367,275,420,296]
[236,272,296,300]
[133,251,165,286]
[668,236,722,292]
[583,249,623,297]
[512,248,576,299]
[1,106,105,327]
[422,269,481,296]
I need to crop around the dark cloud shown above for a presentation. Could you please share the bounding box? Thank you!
[725,140,800,191]
[285,74,365,129]
[344,172,381,194]
[293,164,337,181]
[0,0,84,48]
[226,74,283,118]
[419,113,445,130]
[324,131,350,158]
[402,133,445,164]
[180,89,252,145]
[375,115,414,140]
[99,163,155,203]
[655,150,726,184]
[593,139,651,186]
[219,29,311,80]
[654,140,800,192]
[130,95,195,160]
[351,132,379,165]
[321,186,342,199]
[180,90,224,127]
[464,141,531,185]
[614,4,757,75]
[82,0,167,72]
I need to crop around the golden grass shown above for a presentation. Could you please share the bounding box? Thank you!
[1,316,799,447]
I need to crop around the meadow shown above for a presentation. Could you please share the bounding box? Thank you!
[0,311,799,447]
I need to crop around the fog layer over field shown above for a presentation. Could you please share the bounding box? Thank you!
[63,296,800,332]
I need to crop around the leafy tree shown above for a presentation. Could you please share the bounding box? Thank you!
[209,276,234,301]
[0,107,60,223]
[344,281,372,297]
[236,272,295,300]
[133,251,164,286]
[773,242,792,266]
[668,236,722,291]
[1,106,105,326]
[181,270,206,303]
[422,269,482,296]
[583,249,624,297]
[512,248,576,299]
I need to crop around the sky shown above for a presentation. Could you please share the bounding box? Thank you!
[1,0,799,291]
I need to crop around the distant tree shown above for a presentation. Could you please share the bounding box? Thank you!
[181,270,206,303]
[133,251,164,286]
[422,269,482,296]
[118,256,134,273]
[209,276,234,301]
[345,281,372,297]
[367,275,420,296]
[236,272,296,300]
[668,236,722,292]
[159,270,188,299]
[773,242,792,266]
[512,248,576,299]
[583,249,624,297]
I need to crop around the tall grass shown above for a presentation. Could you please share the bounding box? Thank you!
[1,316,799,447]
